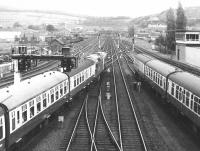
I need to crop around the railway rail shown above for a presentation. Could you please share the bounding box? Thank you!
[112,52,147,151]
[101,38,147,150]
[60,75,120,151]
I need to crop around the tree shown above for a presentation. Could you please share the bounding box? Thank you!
[176,2,187,30]
[128,26,135,38]
[13,22,22,28]
[46,24,56,32]
[166,8,176,52]
[28,25,40,30]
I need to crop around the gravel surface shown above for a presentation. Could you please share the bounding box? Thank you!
[21,93,85,151]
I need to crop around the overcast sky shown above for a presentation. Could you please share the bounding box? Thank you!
[1,0,200,18]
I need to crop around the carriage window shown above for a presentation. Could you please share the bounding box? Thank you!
[163,79,166,90]
[17,110,20,124]
[178,88,182,101]
[55,86,59,100]
[74,76,77,87]
[175,86,179,99]
[198,102,200,115]
[153,72,156,81]
[64,81,67,94]
[11,111,15,130]
[56,91,59,100]
[36,96,41,113]
[86,70,88,79]
[79,73,81,83]
[77,75,79,85]
[171,83,174,96]
[22,104,27,123]
[90,67,92,76]
[82,73,84,81]
[51,94,54,103]
[183,90,186,104]
[190,94,194,110]
[42,93,47,108]
[29,100,35,118]
[156,73,158,84]
[194,96,198,113]
[50,89,54,103]
[185,91,190,107]
[60,84,63,97]
[160,76,163,87]
[0,117,3,139]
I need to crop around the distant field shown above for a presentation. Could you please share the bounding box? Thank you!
[0,42,12,54]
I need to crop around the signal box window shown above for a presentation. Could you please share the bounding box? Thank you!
[22,104,27,123]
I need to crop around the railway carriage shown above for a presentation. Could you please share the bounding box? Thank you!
[0,52,107,151]
[133,53,200,133]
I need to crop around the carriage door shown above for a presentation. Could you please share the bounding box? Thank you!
[15,108,21,129]
[0,115,5,149]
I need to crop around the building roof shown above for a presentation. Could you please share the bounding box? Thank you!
[52,38,65,45]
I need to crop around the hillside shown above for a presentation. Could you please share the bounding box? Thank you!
[131,6,200,28]
[0,8,131,30]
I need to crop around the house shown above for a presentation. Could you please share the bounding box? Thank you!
[49,39,65,54]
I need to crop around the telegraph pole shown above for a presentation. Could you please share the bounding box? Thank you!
[98,33,101,49]
[132,37,135,51]
[117,33,120,49]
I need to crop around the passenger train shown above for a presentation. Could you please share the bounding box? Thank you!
[0,51,107,151]
[132,53,200,134]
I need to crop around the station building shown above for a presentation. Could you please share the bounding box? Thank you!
[176,30,200,67]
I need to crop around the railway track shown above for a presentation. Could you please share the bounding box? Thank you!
[100,37,148,150]
[108,38,147,150]
[60,75,120,151]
